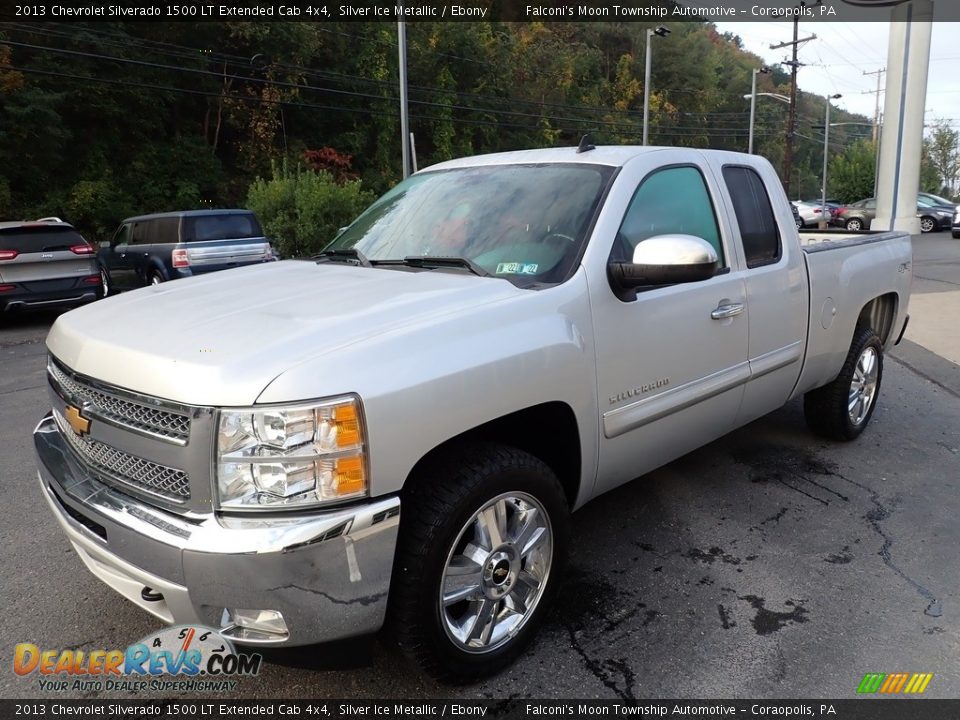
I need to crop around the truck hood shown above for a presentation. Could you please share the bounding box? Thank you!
[47,260,521,405]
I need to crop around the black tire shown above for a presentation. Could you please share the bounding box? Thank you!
[804,324,883,441]
[149,270,164,285]
[919,216,936,234]
[953,230,960,239]
[845,218,863,231]
[387,441,569,683]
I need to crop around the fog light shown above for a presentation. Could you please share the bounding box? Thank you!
[220,608,289,642]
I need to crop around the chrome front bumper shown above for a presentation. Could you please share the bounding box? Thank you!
[34,413,400,646]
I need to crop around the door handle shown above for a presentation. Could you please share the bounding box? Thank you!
[711,303,744,320]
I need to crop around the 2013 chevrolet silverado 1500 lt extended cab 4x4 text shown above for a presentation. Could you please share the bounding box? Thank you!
[34,146,911,681]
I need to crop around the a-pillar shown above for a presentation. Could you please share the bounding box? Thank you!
[871,0,934,234]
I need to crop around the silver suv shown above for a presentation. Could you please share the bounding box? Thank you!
[0,219,100,315]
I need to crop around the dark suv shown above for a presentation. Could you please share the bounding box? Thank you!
[98,209,273,295]
[0,219,100,315]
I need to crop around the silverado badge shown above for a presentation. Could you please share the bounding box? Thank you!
[64,405,91,436]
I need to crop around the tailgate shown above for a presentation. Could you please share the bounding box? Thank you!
[0,227,97,284]
[185,237,270,266]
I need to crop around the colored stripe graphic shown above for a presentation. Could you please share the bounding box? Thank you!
[857,672,933,694]
[857,674,885,693]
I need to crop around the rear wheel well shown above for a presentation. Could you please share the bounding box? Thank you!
[857,293,898,344]
[405,402,582,508]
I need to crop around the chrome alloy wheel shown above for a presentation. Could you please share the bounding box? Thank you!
[920,217,935,233]
[439,492,552,654]
[848,346,879,426]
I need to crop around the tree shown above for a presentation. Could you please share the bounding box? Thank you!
[246,163,373,258]
[925,120,959,197]
[828,139,876,203]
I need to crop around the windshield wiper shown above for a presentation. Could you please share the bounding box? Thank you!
[314,247,371,267]
[378,256,492,278]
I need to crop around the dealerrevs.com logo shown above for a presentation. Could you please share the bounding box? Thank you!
[14,625,262,693]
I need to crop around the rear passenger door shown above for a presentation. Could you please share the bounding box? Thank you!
[719,164,808,426]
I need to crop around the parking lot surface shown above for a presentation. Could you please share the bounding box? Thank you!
[2,234,958,699]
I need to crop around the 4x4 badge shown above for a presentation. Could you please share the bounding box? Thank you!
[64,405,91,436]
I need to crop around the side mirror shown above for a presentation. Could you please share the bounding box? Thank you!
[608,234,718,301]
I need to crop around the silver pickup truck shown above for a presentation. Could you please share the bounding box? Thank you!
[33,146,911,682]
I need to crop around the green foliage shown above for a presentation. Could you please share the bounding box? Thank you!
[923,121,959,196]
[829,140,876,204]
[1,20,878,236]
[246,164,373,258]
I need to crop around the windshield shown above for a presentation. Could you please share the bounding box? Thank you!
[324,163,614,287]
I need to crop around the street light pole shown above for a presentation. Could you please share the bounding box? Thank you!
[398,18,411,179]
[748,66,769,154]
[821,93,842,228]
[642,26,670,146]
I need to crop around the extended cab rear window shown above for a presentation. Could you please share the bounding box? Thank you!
[721,166,781,268]
[0,227,86,252]
[183,214,263,242]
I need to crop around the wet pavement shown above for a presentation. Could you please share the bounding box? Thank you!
[2,233,958,699]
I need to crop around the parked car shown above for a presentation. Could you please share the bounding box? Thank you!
[834,197,952,233]
[790,203,803,230]
[36,146,912,682]
[98,209,274,295]
[792,201,832,227]
[953,207,959,239]
[918,191,956,209]
[0,219,100,316]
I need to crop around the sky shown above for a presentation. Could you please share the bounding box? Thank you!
[714,21,960,131]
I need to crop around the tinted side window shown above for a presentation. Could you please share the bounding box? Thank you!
[146,218,179,244]
[722,166,781,268]
[130,222,148,245]
[113,224,131,245]
[616,166,724,266]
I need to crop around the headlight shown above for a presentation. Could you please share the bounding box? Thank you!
[216,396,367,511]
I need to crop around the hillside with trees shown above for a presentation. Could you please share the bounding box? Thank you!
[1,21,948,254]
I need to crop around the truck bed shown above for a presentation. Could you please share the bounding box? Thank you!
[792,228,912,399]
[798,229,906,252]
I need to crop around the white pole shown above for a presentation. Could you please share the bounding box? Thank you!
[398,19,411,179]
[749,69,758,154]
[872,1,933,233]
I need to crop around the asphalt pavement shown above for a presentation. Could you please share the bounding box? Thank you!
[1,233,958,700]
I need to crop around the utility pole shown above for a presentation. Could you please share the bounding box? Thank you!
[771,16,815,199]
[862,68,886,143]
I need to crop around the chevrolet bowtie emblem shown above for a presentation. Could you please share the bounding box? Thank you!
[64,405,91,436]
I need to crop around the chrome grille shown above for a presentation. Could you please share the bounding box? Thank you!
[49,361,190,443]
[56,412,191,502]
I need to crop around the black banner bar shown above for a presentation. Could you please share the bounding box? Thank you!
[2,0,959,23]
[4,700,960,720]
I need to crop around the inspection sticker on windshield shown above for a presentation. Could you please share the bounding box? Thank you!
[496,262,538,275]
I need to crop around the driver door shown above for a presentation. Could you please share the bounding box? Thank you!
[590,160,750,496]
[102,222,137,290]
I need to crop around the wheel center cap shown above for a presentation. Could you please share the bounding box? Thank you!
[491,559,510,586]
[482,551,515,597]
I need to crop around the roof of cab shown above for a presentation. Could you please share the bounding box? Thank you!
[421,145,668,172]
[121,209,256,223]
